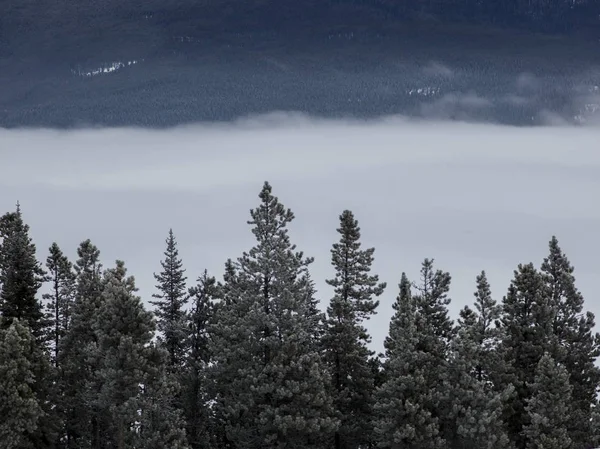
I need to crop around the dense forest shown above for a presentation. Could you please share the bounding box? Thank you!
[2,0,599,61]
[1,181,600,449]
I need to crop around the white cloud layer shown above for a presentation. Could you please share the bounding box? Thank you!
[1,114,600,353]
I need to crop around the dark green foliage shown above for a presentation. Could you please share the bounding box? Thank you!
[523,354,573,449]
[323,210,386,449]
[59,239,104,449]
[43,242,76,367]
[95,260,168,449]
[0,206,59,448]
[139,360,190,449]
[209,181,337,449]
[540,237,600,449]
[374,272,445,449]
[0,206,46,340]
[447,273,511,449]
[500,263,555,449]
[183,270,218,449]
[0,319,44,449]
[151,229,189,370]
[3,196,600,449]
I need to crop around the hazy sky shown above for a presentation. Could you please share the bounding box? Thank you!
[2,114,600,353]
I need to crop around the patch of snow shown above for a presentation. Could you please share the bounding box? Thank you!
[71,60,143,77]
[174,36,200,43]
[407,86,441,97]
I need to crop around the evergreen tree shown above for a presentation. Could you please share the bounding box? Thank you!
[0,206,59,448]
[59,239,104,449]
[447,274,511,449]
[209,181,337,449]
[500,263,555,449]
[139,355,190,449]
[460,270,504,384]
[447,323,511,449]
[151,229,189,371]
[322,210,386,449]
[43,242,76,367]
[374,272,444,449]
[523,353,573,449]
[0,206,46,339]
[183,269,218,449]
[94,260,157,449]
[540,237,600,449]
[0,319,44,449]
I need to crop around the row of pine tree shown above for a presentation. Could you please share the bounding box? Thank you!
[1,181,599,449]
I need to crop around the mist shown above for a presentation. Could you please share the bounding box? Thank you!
[2,114,600,353]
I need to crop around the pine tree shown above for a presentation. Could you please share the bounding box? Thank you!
[540,237,600,449]
[95,260,158,449]
[0,206,46,339]
[59,239,104,449]
[183,269,218,449]
[0,206,59,448]
[374,272,445,449]
[0,319,44,449]
[523,353,573,449]
[447,274,511,449]
[461,271,504,383]
[139,354,190,449]
[447,323,511,449]
[322,210,386,449]
[500,263,555,449]
[43,242,76,367]
[151,229,188,371]
[209,181,337,449]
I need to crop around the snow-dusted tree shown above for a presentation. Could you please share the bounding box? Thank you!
[523,353,573,449]
[139,366,190,449]
[376,260,455,449]
[59,239,104,449]
[458,270,504,384]
[374,272,444,449]
[151,229,189,371]
[540,237,600,449]
[0,206,59,448]
[0,206,46,340]
[0,319,45,449]
[94,260,158,449]
[446,275,511,449]
[209,181,337,449]
[500,263,555,449]
[43,242,76,367]
[322,210,386,449]
[183,269,218,449]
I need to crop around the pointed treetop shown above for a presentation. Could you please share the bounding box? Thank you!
[327,209,386,319]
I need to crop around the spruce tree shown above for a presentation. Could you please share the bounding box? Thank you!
[0,206,59,448]
[94,260,158,449]
[0,206,46,339]
[139,355,190,449]
[151,229,188,371]
[59,239,104,449]
[447,323,511,449]
[323,210,386,449]
[523,353,573,449]
[0,319,44,449]
[447,273,511,449]
[43,242,76,367]
[540,237,600,449]
[374,272,444,449]
[183,269,218,449]
[209,181,337,449]
[500,263,555,449]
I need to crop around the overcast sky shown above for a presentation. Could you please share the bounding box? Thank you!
[2,115,600,353]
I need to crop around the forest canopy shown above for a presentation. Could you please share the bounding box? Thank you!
[1,181,599,449]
